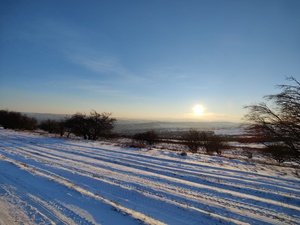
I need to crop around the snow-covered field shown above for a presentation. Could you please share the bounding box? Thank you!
[0,130,299,225]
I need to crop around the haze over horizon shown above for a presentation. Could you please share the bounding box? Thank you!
[1,1,299,122]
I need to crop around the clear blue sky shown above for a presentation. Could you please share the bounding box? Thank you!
[1,0,299,122]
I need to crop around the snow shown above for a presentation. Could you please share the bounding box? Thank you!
[0,130,299,225]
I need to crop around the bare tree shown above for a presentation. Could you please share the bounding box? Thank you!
[244,77,300,163]
[64,111,116,140]
[88,111,116,140]
[64,113,89,139]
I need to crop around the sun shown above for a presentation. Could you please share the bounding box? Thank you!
[193,104,205,116]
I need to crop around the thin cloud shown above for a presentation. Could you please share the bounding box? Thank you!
[68,53,148,84]
[43,76,151,102]
[50,77,121,95]
[70,55,127,75]
[14,20,147,85]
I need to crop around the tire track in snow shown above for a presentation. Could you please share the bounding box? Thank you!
[1,131,300,224]
[35,139,300,195]
[0,164,77,225]
[1,154,246,225]
[5,136,299,202]
[1,141,298,225]
[0,156,163,225]
[1,136,298,224]
[3,138,300,211]
[3,134,298,193]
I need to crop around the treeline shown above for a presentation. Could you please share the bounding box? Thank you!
[0,110,38,130]
[0,110,116,140]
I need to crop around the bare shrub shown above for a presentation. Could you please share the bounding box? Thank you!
[133,130,159,147]
[39,119,61,134]
[181,129,202,153]
[182,130,227,155]
[200,132,228,156]
[263,144,296,163]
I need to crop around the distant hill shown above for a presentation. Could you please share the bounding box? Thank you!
[114,120,241,133]
[24,112,241,133]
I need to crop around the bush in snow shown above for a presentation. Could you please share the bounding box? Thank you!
[262,144,297,163]
[133,130,159,147]
[181,130,227,155]
[198,131,228,156]
[181,129,203,153]
[39,119,64,135]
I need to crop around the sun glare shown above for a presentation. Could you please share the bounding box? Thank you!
[193,104,205,116]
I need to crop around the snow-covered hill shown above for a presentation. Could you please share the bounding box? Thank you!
[0,130,299,225]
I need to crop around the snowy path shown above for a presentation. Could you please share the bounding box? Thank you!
[0,130,299,224]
